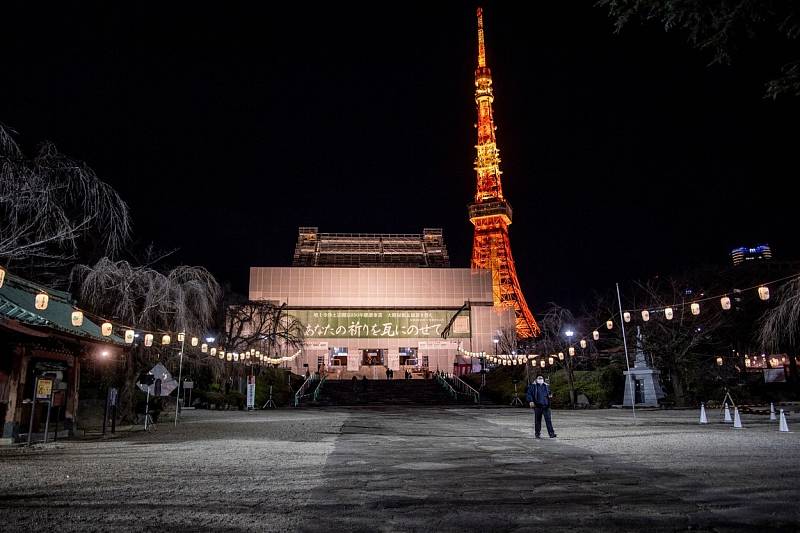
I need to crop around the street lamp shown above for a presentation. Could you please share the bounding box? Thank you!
[563,329,577,408]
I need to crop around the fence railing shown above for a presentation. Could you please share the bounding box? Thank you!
[312,374,327,402]
[294,374,318,407]
[447,373,480,404]
[434,372,458,399]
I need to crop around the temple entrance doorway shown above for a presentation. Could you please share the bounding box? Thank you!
[361,349,385,366]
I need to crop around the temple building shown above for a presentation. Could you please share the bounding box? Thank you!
[250,228,515,377]
[0,272,123,443]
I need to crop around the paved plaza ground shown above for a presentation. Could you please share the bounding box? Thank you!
[0,406,798,532]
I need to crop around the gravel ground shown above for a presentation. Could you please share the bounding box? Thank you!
[0,407,797,532]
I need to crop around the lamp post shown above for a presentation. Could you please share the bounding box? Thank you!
[563,329,576,408]
[174,330,186,427]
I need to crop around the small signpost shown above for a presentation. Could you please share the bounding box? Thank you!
[27,377,54,446]
[36,378,53,399]
[183,380,194,408]
[246,375,256,410]
[103,387,119,435]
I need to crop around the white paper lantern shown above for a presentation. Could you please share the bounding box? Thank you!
[125,329,134,344]
[162,334,171,345]
[191,337,198,347]
[226,352,232,361]
[71,311,84,327]
[580,339,587,349]
[177,332,185,343]
[548,356,554,365]
[716,356,723,366]
[35,292,49,310]
[559,352,565,360]
[101,322,113,336]
[690,303,700,315]
[233,352,239,362]
[623,312,631,323]
[210,347,217,356]
[720,296,731,310]
[758,286,770,300]
[0,266,5,288]
[540,360,546,368]
[568,347,575,356]
[592,330,599,341]
[664,307,674,320]
[641,310,650,322]
[201,343,208,353]
[144,333,153,347]
[606,320,613,330]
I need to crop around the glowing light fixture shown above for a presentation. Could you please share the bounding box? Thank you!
[35,292,49,310]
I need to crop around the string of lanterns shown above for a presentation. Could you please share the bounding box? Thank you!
[456,344,569,368]
[561,273,800,351]
[0,266,299,365]
[454,272,800,370]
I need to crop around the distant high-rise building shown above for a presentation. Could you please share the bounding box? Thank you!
[730,244,772,266]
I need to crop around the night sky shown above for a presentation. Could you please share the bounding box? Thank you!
[3,2,798,311]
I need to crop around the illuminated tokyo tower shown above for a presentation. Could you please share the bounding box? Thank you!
[468,7,540,338]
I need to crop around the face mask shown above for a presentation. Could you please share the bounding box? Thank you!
[537,378,544,384]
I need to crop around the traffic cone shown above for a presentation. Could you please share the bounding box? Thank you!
[779,409,790,432]
[724,402,733,423]
[699,403,708,424]
[733,407,743,429]
[770,403,777,421]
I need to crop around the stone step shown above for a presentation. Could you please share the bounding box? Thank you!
[308,378,472,406]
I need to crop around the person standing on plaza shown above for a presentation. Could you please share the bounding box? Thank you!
[526,375,557,439]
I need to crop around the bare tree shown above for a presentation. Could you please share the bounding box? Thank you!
[626,278,728,405]
[598,0,800,98]
[495,326,518,357]
[758,276,800,387]
[73,258,221,419]
[0,124,130,281]
[221,301,305,360]
[524,304,589,408]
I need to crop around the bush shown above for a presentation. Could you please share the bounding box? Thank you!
[204,391,226,409]
[548,367,624,408]
[225,391,245,410]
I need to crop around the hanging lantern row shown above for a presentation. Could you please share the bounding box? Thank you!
[623,285,772,324]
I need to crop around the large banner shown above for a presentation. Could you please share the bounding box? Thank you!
[246,375,256,409]
[291,309,470,339]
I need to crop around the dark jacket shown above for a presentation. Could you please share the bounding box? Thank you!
[526,382,551,407]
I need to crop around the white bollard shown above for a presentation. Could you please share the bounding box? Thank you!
[733,407,743,429]
[699,403,708,424]
[724,402,733,423]
[779,409,790,432]
[770,403,777,421]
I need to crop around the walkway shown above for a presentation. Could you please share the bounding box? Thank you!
[0,408,797,531]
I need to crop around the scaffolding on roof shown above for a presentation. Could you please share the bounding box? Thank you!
[292,227,450,268]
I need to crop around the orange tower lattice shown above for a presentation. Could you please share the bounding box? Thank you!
[468,7,540,338]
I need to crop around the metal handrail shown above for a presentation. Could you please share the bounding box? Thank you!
[435,373,458,399]
[294,374,318,407]
[312,374,327,402]
[447,373,480,404]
